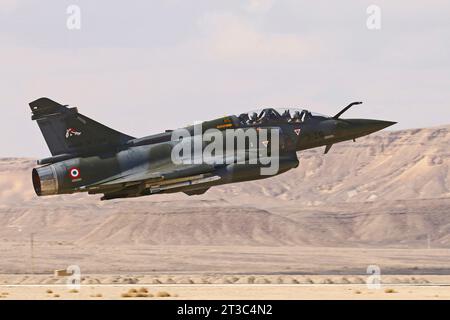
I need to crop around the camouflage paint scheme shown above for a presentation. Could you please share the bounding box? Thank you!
[30,98,395,200]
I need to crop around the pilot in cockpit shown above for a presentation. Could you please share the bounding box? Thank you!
[239,113,249,124]
[249,112,258,124]
[282,110,291,121]
[292,110,304,122]
[304,111,312,120]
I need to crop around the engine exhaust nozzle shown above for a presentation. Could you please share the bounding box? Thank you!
[32,166,59,196]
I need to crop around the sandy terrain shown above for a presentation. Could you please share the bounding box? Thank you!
[1,274,450,300]
[1,125,450,299]
[1,245,450,274]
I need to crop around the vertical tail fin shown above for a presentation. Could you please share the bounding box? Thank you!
[30,97,135,156]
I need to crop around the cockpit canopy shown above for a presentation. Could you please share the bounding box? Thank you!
[237,108,329,126]
[181,107,331,133]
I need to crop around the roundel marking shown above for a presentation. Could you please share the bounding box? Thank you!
[69,167,80,179]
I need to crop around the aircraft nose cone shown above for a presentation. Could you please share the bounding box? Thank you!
[363,119,397,132]
[340,119,397,138]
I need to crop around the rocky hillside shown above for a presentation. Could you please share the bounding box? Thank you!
[0,125,449,248]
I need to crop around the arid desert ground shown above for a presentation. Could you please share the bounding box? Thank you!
[1,125,450,299]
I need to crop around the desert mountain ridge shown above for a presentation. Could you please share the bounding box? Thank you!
[0,124,449,249]
[1,124,449,205]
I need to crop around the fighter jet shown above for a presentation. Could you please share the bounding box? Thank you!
[30,98,396,200]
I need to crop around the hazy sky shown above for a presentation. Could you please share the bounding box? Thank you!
[1,0,449,157]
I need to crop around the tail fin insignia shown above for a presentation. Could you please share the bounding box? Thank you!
[30,97,135,156]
